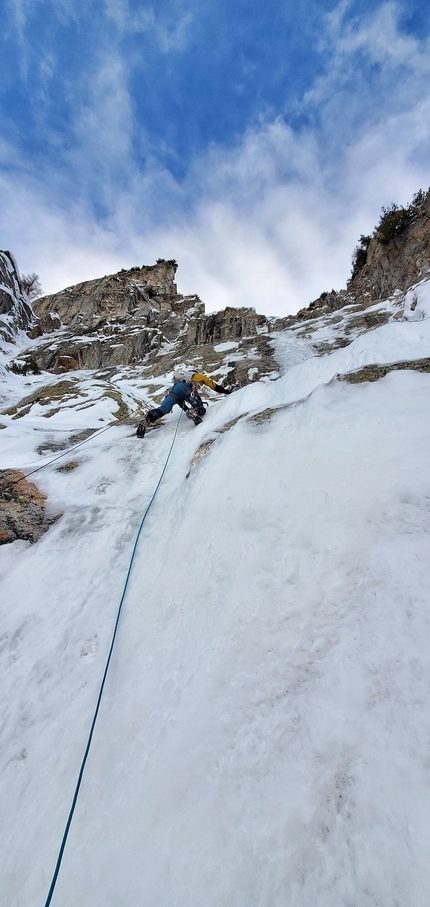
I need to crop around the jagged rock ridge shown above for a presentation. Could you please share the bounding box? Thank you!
[34,259,183,329]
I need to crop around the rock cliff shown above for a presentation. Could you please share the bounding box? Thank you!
[348,188,430,301]
[34,259,181,329]
[0,251,34,345]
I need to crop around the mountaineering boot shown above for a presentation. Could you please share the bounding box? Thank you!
[136,412,155,437]
[136,418,148,438]
[186,408,203,426]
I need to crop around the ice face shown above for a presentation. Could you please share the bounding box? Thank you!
[1,285,430,906]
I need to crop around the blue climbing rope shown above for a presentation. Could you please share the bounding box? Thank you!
[43,410,183,906]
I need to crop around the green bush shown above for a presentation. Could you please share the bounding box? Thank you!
[7,357,41,376]
[375,189,428,245]
[351,234,371,279]
[375,205,411,244]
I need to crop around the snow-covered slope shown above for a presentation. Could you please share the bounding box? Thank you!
[1,280,430,906]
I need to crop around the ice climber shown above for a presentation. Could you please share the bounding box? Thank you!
[136,369,232,437]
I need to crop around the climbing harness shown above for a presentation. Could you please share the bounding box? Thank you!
[43,409,183,907]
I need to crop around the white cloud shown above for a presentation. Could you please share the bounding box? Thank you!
[8,0,79,30]
[0,168,124,292]
[103,0,155,33]
[65,54,136,205]
[103,0,193,51]
[8,0,26,29]
[329,2,426,66]
[154,102,429,314]
[305,1,430,127]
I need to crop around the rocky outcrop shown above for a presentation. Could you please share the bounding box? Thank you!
[27,312,61,339]
[19,302,276,386]
[292,188,430,326]
[33,259,181,329]
[0,470,57,544]
[189,307,267,345]
[0,251,34,344]
[347,189,430,302]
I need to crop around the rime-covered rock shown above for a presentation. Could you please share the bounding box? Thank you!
[0,251,34,345]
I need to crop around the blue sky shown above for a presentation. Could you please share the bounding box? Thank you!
[1,0,430,313]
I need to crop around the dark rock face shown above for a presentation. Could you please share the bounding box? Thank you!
[0,251,34,344]
[190,307,267,346]
[0,470,58,545]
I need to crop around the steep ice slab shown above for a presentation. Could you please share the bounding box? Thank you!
[1,304,430,905]
[269,330,316,375]
[2,369,430,905]
[203,301,430,432]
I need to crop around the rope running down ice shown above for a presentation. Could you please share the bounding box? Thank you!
[4,406,143,488]
[43,409,183,907]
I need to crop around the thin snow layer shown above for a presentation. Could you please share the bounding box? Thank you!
[1,313,430,905]
[212,312,430,429]
[213,341,239,352]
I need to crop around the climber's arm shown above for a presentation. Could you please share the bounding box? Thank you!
[192,373,232,394]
